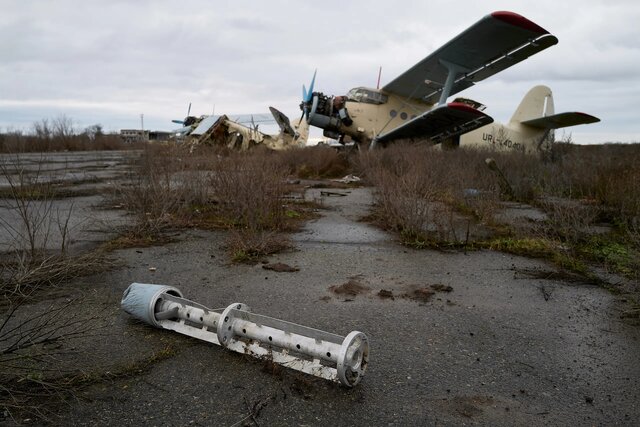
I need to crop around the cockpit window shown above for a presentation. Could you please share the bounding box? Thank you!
[346,87,388,105]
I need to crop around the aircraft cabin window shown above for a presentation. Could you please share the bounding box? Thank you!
[347,88,388,105]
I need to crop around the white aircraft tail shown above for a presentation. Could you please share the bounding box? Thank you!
[509,85,599,131]
[509,85,555,126]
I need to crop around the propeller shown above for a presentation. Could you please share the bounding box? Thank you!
[300,69,317,121]
[171,102,193,125]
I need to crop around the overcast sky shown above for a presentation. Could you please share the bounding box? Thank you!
[1,0,639,143]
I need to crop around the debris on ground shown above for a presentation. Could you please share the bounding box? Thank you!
[332,174,361,184]
[320,190,348,197]
[329,277,370,296]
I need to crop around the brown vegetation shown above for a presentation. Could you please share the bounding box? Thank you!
[276,145,351,179]
[355,142,640,289]
[1,116,132,153]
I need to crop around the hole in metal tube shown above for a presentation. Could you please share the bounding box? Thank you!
[269,336,273,341]
[242,329,246,334]
[296,344,301,349]
[327,352,331,358]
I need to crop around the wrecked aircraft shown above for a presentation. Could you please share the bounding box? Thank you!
[173,107,307,151]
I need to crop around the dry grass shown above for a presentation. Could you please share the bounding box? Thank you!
[357,144,500,246]
[356,142,640,286]
[275,145,351,179]
[225,230,292,263]
[0,154,115,297]
[110,145,304,261]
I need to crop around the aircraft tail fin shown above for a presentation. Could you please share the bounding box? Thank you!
[509,85,600,130]
[509,85,555,125]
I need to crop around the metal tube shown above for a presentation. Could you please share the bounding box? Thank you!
[232,319,342,364]
[121,283,369,387]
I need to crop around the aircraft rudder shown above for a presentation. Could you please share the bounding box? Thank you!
[509,85,554,125]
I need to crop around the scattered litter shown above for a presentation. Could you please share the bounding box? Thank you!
[320,190,348,197]
[332,174,361,184]
[262,263,299,272]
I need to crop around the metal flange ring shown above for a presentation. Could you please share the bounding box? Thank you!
[337,331,369,387]
[216,302,250,347]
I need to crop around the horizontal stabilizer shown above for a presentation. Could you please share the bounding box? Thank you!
[520,112,600,129]
[376,102,493,144]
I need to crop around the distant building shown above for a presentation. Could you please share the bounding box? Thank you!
[120,129,173,143]
[120,129,149,143]
[149,131,172,142]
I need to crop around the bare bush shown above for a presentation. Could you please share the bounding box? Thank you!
[0,154,112,296]
[112,144,214,237]
[275,146,350,179]
[209,153,288,231]
[358,144,501,244]
[535,198,601,244]
[0,296,110,422]
[226,229,292,263]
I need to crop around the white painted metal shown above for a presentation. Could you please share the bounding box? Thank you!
[120,283,369,387]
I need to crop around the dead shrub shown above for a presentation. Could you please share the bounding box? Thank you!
[0,153,113,297]
[358,144,501,244]
[112,144,214,237]
[535,198,601,244]
[225,229,291,263]
[0,296,114,422]
[208,153,288,231]
[276,146,350,179]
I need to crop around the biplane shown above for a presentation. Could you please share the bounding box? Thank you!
[299,11,563,148]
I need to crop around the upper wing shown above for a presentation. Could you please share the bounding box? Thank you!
[382,12,558,103]
[376,102,493,144]
[520,112,600,129]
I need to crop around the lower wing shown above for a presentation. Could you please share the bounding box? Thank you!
[376,103,493,144]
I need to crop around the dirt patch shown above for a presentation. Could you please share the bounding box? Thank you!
[404,287,436,302]
[449,395,496,418]
[377,289,394,299]
[431,283,453,292]
[329,276,370,296]
[378,284,453,303]
[262,262,299,272]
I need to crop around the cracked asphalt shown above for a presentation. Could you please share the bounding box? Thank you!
[55,186,640,426]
